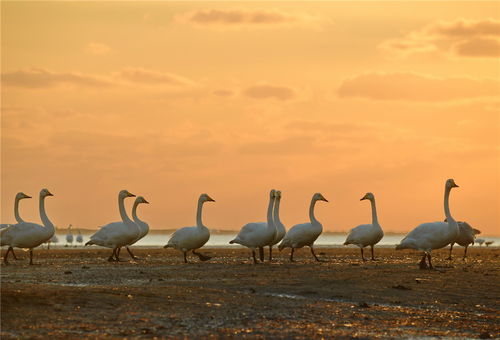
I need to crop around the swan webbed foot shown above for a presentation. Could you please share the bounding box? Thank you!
[192,250,211,262]
[370,257,377,261]
[446,256,452,261]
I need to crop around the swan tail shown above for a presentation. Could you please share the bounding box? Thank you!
[163,244,173,249]
[85,240,94,246]
[229,238,240,245]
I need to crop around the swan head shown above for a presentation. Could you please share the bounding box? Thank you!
[136,196,150,204]
[119,190,136,199]
[200,193,215,203]
[40,188,54,198]
[446,179,459,189]
[313,193,328,202]
[269,189,277,199]
[16,192,32,200]
[360,192,374,201]
[274,190,282,199]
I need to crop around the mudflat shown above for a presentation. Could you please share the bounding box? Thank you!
[1,247,499,339]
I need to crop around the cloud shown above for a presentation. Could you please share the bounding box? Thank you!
[337,72,499,102]
[243,84,295,100]
[454,37,500,57]
[213,89,234,97]
[379,18,500,58]
[116,67,195,87]
[84,42,111,55]
[2,67,195,89]
[1,68,112,88]
[177,9,317,29]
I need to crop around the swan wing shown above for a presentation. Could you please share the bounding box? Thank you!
[281,222,321,248]
[0,222,52,248]
[399,222,453,251]
[167,226,209,250]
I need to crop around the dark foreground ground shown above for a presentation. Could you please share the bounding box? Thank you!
[1,247,499,339]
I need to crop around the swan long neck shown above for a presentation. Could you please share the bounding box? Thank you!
[444,185,454,222]
[14,196,24,223]
[370,198,379,225]
[132,201,143,224]
[309,197,319,224]
[196,198,205,228]
[273,197,282,226]
[118,195,133,224]
[39,195,53,230]
[267,195,275,230]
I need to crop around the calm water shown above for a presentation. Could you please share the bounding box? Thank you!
[48,231,500,248]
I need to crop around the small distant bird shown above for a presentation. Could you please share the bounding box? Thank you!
[76,229,83,246]
[485,241,494,247]
[475,238,485,246]
[66,224,73,247]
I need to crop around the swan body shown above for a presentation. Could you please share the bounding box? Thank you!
[344,192,384,261]
[229,190,276,263]
[267,190,286,260]
[278,193,328,262]
[396,179,460,269]
[66,224,74,246]
[448,221,480,260]
[1,189,55,265]
[0,192,32,229]
[85,190,139,261]
[164,194,215,263]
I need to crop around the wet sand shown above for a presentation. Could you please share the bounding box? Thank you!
[1,247,499,339]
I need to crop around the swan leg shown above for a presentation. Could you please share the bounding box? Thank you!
[360,248,367,261]
[183,251,188,263]
[463,245,468,261]
[29,249,34,265]
[3,246,12,265]
[427,253,433,270]
[252,250,258,264]
[11,248,18,260]
[310,246,322,262]
[269,246,273,261]
[290,248,295,262]
[126,247,138,260]
[447,243,454,260]
[370,245,376,261]
[419,253,428,269]
[108,248,118,262]
[258,247,264,262]
[192,249,211,261]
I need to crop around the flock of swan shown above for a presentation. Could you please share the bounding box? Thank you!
[0,179,485,269]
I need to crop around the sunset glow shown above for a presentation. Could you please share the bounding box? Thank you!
[1,2,499,235]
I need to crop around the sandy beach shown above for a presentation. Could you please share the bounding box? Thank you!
[1,247,499,339]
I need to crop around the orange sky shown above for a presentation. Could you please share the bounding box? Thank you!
[1,2,499,235]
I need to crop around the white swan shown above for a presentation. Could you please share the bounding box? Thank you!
[344,192,384,261]
[1,192,32,259]
[396,179,460,269]
[229,190,276,264]
[1,192,32,229]
[164,194,215,263]
[117,196,150,260]
[85,190,139,262]
[66,224,74,247]
[0,189,55,265]
[278,192,328,262]
[447,221,480,260]
[76,229,83,245]
[267,190,286,261]
[475,238,485,246]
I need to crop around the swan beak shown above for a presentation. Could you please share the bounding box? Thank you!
[128,192,136,197]
[360,196,367,201]
[25,195,32,199]
[144,199,150,204]
[322,198,329,202]
[453,184,459,188]
[207,196,215,202]
[47,191,54,196]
